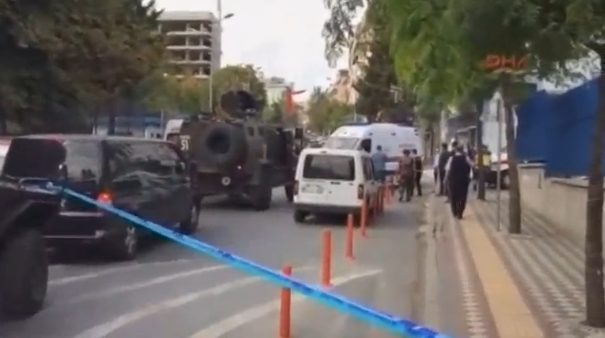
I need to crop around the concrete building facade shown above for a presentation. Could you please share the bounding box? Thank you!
[158,11,221,78]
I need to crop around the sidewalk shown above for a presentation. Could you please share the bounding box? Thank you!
[430,190,605,338]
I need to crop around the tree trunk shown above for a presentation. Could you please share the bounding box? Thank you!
[584,59,605,328]
[475,100,486,200]
[501,84,522,234]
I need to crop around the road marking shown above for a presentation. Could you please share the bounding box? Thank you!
[68,266,314,338]
[49,259,196,286]
[60,265,228,305]
[188,269,382,338]
[461,207,544,337]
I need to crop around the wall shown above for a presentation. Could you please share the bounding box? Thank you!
[518,163,598,245]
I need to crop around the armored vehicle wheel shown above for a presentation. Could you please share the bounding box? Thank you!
[0,228,48,319]
[284,184,294,203]
[179,204,200,235]
[250,184,272,211]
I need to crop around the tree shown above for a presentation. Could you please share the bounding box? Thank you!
[352,0,399,121]
[0,0,165,133]
[306,87,352,134]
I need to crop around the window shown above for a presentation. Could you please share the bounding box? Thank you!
[303,154,355,181]
[2,138,65,178]
[106,141,135,178]
[64,141,100,181]
[362,158,374,180]
[323,137,360,150]
[156,143,182,176]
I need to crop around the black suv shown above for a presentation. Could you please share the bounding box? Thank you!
[4,135,200,261]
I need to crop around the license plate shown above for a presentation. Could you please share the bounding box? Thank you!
[302,184,323,194]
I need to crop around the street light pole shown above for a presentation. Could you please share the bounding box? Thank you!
[208,0,222,112]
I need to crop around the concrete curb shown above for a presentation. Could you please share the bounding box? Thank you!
[421,193,441,331]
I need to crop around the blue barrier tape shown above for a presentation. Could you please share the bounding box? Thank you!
[45,185,452,338]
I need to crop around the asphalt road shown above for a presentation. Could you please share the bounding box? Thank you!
[0,184,428,338]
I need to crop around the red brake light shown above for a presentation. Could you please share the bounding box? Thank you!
[357,184,364,199]
[97,192,113,204]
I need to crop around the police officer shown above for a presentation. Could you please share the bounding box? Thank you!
[445,145,472,219]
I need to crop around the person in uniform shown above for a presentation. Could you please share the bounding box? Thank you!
[412,149,423,196]
[445,145,473,219]
[398,149,415,202]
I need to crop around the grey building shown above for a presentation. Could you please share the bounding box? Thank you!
[158,11,221,78]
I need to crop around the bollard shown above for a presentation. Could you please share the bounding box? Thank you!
[321,229,332,287]
[345,214,355,260]
[360,200,368,238]
[279,265,292,338]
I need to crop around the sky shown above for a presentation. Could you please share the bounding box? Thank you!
[155,0,349,100]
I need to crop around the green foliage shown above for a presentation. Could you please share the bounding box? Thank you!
[306,87,354,133]
[0,0,165,133]
[212,65,266,112]
[141,64,266,117]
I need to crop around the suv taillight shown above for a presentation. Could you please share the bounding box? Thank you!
[357,184,364,199]
[97,192,113,204]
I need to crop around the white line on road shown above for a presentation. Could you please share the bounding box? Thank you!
[49,259,196,286]
[188,269,382,338]
[68,266,315,338]
[60,265,228,305]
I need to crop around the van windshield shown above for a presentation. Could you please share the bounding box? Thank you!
[303,154,355,181]
[323,137,360,149]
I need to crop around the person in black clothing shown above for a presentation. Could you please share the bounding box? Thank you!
[411,149,423,196]
[446,145,472,219]
[437,143,452,196]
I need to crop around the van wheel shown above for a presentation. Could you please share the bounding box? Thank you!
[0,229,48,319]
[107,225,138,261]
[179,204,199,235]
[293,210,307,223]
[250,184,272,211]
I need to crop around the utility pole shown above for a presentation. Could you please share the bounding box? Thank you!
[208,0,222,112]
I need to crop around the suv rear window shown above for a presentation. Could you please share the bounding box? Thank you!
[303,154,355,181]
[2,138,66,178]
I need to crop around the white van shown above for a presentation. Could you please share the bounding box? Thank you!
[325,123,423,176]
[293,148,379,223]
[163,118,183,142]
[0,141,9,170]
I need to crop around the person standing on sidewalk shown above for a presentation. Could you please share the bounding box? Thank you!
[445,145,473,219]
[372,145,387,183]
[412,149,423,196]
[437,143,451,196]
[398,149,415,202]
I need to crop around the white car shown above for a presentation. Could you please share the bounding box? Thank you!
[292,147,380,223]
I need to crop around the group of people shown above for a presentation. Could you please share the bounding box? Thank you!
[370,141,486,219]
[370,145,423,203]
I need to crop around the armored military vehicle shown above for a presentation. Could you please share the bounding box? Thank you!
[177,90,303,210]
[0,139,65,319]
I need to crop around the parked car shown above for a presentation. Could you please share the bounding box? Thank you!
[486,151,509,189]
[4,135,201,261]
